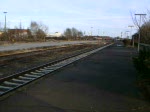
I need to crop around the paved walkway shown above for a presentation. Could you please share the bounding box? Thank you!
[0,43,150,112]
[0,41,98,52]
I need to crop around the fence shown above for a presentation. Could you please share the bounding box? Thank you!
[140,43,150,52]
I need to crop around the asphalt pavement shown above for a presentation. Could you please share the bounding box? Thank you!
[0,42,150,112]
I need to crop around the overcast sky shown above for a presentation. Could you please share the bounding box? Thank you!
[0,0,150,37]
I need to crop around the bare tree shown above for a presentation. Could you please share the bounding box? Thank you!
[72,27,78,39]
[64,28,72,40]
[131,11,150,44]
[64,27,83,40]
[38,22,49,41]
[30,21,39,40]
[78,31,83,37]
[140,21,150,44]
[30,21,48,41]
[0,22,2,31]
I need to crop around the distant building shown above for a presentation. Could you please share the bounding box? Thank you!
[7,29,29,38]
[94,36,111,39]
[46,32,62,38]
[0,31,3,36]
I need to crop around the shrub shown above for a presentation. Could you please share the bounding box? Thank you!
[133,47,150,100]
[133,48,150,79]
[122,39,131,46]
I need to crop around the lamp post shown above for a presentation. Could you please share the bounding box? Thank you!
[3,12,7,33]
[91,27,93,36]
[97,29,99,36]
[121,32,123,38]
[128,25,134,47]
[125,31,129,38]
[135,14,146,52]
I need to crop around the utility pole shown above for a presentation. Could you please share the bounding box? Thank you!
[121,32,122,38]
[91,27,93,36]
[20,20,22,29]
[3,12,7,33]
[125,31,129,38]
[135,14,146,52]
[128,25,134,47]
[97,29,99,36]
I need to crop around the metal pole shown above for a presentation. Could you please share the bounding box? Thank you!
[128,25,134,47]
[121,32,122,38]
[98,29,99,36]
[91,27,93,36]
[138,15,141,52]
[125,31,129,38]
[135,14,146,52]
[3,12,7,32]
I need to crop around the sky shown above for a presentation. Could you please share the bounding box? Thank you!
[0,0,150,37]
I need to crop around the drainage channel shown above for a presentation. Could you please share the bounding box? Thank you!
[0,44,113,97]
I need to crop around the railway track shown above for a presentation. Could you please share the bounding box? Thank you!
[0,44,112,97]
[0,44,100,78]
[0,44,98,69]
[0,44,85,66]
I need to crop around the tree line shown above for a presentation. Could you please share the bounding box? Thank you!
[64,27,83,40]
[0,21,48,42]
[0,21,84,42]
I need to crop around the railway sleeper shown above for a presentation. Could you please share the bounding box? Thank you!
[35,70,47,73]
[19,76,35,80]
[30,72,45,76]
[24,74,40,78]
[0,91,4,95]
[43,66,59,70]
[39,68,54,72]
[12,78,28,83]
[4,81,21,86]
[0,85,13,90]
